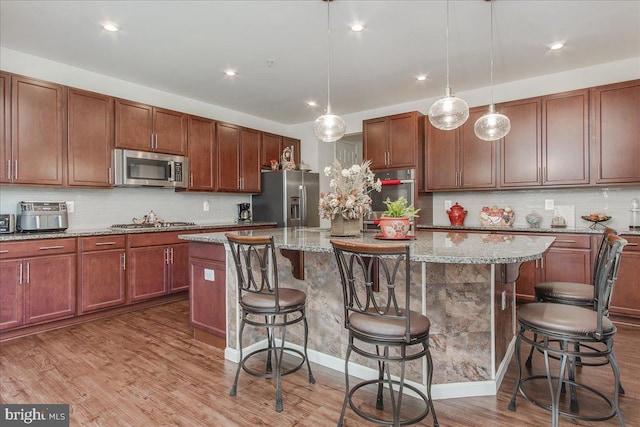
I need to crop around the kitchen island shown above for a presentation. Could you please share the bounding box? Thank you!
[180,228,555,399]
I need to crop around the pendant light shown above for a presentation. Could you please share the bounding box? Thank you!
[313,0,346,142]
[428,0,469,131]
[474,0,510,141]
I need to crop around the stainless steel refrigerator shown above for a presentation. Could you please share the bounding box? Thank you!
[252,170,320,228]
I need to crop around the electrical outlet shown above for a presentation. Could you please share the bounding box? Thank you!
[204,268,215,282]
[203,200,210,212]
[545,199,555,210]
[445,200,452,210]
[65,201,75,213]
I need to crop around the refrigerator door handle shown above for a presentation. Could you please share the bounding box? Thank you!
[299,184,307,226]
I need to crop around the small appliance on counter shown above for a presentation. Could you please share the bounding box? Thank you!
[630,197,639,230]
[237,203,252,223]
[0,214,16,234]
[17,201,68,232]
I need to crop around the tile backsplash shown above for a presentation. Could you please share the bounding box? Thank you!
[0,187,250,229]
[432,186,640,231]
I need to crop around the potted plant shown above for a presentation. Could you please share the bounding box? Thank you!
[378,197,420,239]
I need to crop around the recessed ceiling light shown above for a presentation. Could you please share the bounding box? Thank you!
[349,22,365,32]
[549,41,565,50]
[101,22,120,32]
[307,101,318,107]
[224,69,237,77]
[416,74,428,81]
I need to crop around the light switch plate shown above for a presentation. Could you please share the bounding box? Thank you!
[545,199,555,210]
[66,201,75,213]
[445,200,452,210]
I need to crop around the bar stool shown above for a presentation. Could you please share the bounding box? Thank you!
[331,239,439,427]
[226,233,315,412]
[509,234,627,427]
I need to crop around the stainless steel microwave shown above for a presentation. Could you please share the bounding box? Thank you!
[113,149,189,188]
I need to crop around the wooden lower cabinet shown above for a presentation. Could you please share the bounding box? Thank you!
[79,235,126,313]
[514,233,592,302]
[0,238,76,331]
[189,242,227,344]
[609,235,640,318]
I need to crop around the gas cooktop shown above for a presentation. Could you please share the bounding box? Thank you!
[110,221,196,229]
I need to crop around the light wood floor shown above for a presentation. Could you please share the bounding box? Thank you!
[1,300,638,426]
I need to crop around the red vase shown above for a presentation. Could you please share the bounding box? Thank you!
[447,203,467,226]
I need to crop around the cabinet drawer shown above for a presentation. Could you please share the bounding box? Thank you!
[620,235,640,252]
[80,235,126,251]
[128,231,186,247]
[548,234,591,249]
[190,242,226,261]
[0,238,76,259]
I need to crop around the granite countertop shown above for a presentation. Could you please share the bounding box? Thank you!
[179,227,555,264]
[417,224,640,236]
[0,222,276,242]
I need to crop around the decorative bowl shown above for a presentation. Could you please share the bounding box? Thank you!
[525,213,543,228]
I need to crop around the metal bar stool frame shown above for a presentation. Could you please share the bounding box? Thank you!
[509,234,627,427]
[226,233,315,412]
[331,239,439,427]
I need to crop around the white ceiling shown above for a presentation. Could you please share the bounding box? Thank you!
[1,1,639,125]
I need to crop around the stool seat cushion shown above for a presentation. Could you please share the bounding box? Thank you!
[242,288,306,310]
[535,281,594,304]
[349,309,430,339]
[518,302,614,336]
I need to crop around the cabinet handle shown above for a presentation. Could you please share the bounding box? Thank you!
[108,167,112,185]
[555,240,576,244]
[164,248,169,265]
[543,166,546,183]
[39,245,65,250]
[170,247,174,264]
[541,257,545,269]
[0,250,8,254]
[121,253,126,270]
[537,166,541,182]
[19,263,23,285]
[190,174,193,187]
[626,242,638,247]
[6,160,10,180]
[25,262,30,284]
[95,241,117,246]
[14,160,18,180]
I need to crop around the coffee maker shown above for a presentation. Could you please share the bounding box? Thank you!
[237,203,251,222]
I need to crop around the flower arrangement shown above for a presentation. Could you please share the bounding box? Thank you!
[319,159,382,220]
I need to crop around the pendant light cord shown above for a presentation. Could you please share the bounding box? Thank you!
[326,0,332,110]
[490,0,495,105]
[445,0,450,89]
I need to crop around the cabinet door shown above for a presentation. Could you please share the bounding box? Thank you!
[11,76,65,185]
[129,246,168,302]
[188,116,217,191]
[153,107,187,155]
[67,88,114,187]
[283,137,301,166]
[542,89,589,185]
[514,259,538,302]
[216,122,240,191]
[425,121,458,190]
[239,127,261,192]
[169,243,190,293]
[115,99,152,151]
[80,250,125,313]
[594,80,640,184]
[540,247,591,284]
[262,132,282,169]
[459,108,496,189]
[190,259,226,337]
[609,236,640,318]
[499,98,542,188]
[0,260,23,331]
[387,112,419,169]
[24,254,76,325]
[363,117,388,170]
[0,72,9,184]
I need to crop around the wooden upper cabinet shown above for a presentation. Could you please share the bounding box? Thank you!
[593,79,640,184]
[542,89,590,185]
[188,115,217,191]
[425,107,495,191]
[0,72,9,184]
[261,132,283,169]
[363,111,422,171]
[10,75,65,185]
[115,99,186,155]
[499,97,542,188]
[67,88,114,187]
[216,123,260,193]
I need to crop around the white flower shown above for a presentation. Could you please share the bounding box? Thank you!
[350,164,361,174]
[323,166,332,176]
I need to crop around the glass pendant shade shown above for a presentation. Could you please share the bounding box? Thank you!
[428,87,469,130]
[313,105,346,142]
[474,104,511,141]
